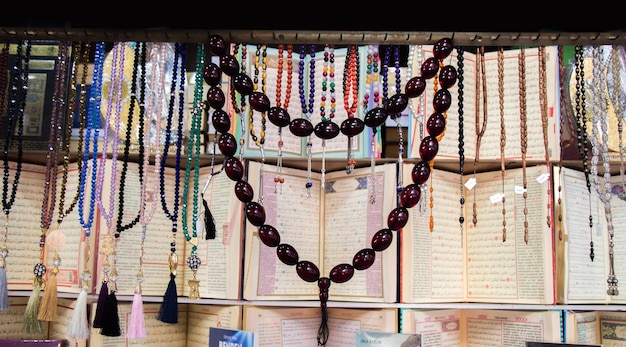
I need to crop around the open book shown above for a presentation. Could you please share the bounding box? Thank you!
[407,45,560,162]
[555,166,626,304]
[562,310,626,346]
[242,160,398,303]
[400,163,555,304]
[400,308,562,347]
[89,302,242,347]
[242,305,398,347]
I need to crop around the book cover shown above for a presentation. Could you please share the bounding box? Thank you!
[209,327,255,347]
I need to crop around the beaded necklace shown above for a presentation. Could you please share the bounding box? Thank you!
[498,47,507,242]
[363,44,380,204]
[228,43,247,160]
[610,46,626,201]
[518,48,529,244]
[182,43,205,300]
[472,46,488,227]
[538,46,552,229]
[0,40,30,311]
[298,44,316,197]
[158,42,186,324]
[456,47,465,239]
[273,44,293,192]
[208,34,455,346]
[342,45,360,174]
[0,41,9,133]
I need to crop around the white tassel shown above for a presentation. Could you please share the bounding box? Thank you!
[67,287,90,339]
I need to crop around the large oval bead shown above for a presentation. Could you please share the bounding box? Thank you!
[388,207,409,230]
[433,37,454,60]
[233,73,253,96]
[206,86,225,110]
[439,65,458,89]
[433,88,452,113]
[314,121,340,140]
[405,76,427,98]
[419,136,439,162]
[234,180,254,203]
[258,224,280,247]
[245,201,265,226]
[219,54,240,76]
[212,109,230,133]
[426,112,446,138]
[329,263,354,283]
[296,260,320,282]
[353,248,376,270]
[384,93,408,116]
[224,156,244,181]
[363,107,388,128]
[421,57,440,79]
[371,228,393,251]
[208,35,227,56]
[203,62,222,87]
[249,91,271,113]
[289,118,314,137]
[411,160,431,185]
[268,107,291,127]
[340,117,365,137]
[277,244,299,265]
[400,183,421,208]
[218,133,237,157]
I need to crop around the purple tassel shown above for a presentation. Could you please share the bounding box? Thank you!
[92,281,108,328]
[157,273,178,324]
[100,291,120,336]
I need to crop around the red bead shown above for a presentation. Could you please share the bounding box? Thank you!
[340,117,365,137]
[208,35,227,56]
[421,57,440,79]
[268,107,291,128]
[405,76,427,98]
[439,65,458,89]
[233,73,254,96]
[400,183,421,208]
[419,136,439,162]
[387,207,409,230]
[219,54,240,76]
[202,62,222,87]
[206,86,226,110]
[289,118,314,137]
[296,260,320,282]
[313,121,340,140]
[426,112,446,138]
[224,156,244,181]
[363,107,388,128]
[433,88,452,113]
[245,201,266,226]
[258,224,280,247]
[411,160,431,185]
[249,91,271,113]
[329,263,354,283]
[433,37,454,60]
[371,229,393,251]
[276,243,299,265]
[234,180,254,203]
[318,277,331,290]
[353,248,376,270]
[218,133,237,157]
[212,109,231,133]
[384,93,408,116]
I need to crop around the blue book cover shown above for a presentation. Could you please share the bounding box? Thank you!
[209,327,255,347]
[356,331,421,347]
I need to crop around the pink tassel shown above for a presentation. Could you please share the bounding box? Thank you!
[126,292,146,339]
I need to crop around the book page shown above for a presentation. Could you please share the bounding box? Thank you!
[242,306,397,347]
[465,164,555,304]
[598,311,626,347]
[187,304,243,347]
[400,165,466,303]
[181,164,244,300]
[0,296,49,339]
[562,310,599,344]
[400,308,463,346]
[607,175,626,304]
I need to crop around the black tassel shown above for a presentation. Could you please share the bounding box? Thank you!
[157,273,178,324]
[92,281,108,328]
[203,196,216,240]
[100,291,121,336]
[317,304,329,346]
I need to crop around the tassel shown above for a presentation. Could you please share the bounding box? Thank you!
[100,291,121,336]
[157,273,178,323]
[317,304,329,346]
[92,281,108,328]
[22,279,43,334]
[203,197,216,240]
[126,292,146,339]
[37,271,58,321]
[67,287,90,339]
[0,267,8,310]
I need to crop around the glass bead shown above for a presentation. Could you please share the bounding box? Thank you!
[352,248,376,270]
[405,76,427,98]
[258,224,281,247]
[432,88,452,113]
[314,120,340,140]
[245,201,266,226]
[276,243,299,265]
[52,257,62,267]
[363,107,388,129]
[234,180,254,203]
[224,157,245,181]
[0,246,8,258]
[268,107,291,128]
[208,35,227,56]
[439,65,458,89]
[400,184,421,208]
[249,91,271,113]
[371,229,393,251]
[318,277,331,290]
[419,136,439,162]
[206,86,226,110]
[233,73,254,96]
[33,263,46,277]
[135,272,144,284]
[187,253,201,271]
[109,269,118,282]
[212,109,231,134]
[433,37,454,60]
[388,207,409,230]
[411,160,431,185]
[383,93,409,116]
[219,54,240,77]
[218,133,238,157]
[82,271,92,282]
[420,57,440,79]
[329,263,354,283]
[296,260,320,282]
[202,62,222,87]
[340,117,365,137]
[426,112,446,138]
[289,118,314,137]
